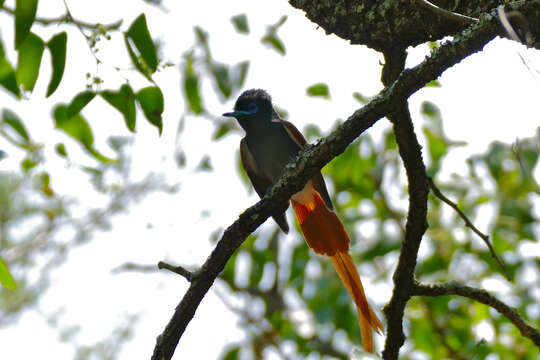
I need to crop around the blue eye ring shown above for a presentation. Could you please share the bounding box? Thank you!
[247,102,258,113]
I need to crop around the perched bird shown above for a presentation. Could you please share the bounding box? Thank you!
[223,89,383,352]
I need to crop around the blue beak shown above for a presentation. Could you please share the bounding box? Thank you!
[222,110,251,118]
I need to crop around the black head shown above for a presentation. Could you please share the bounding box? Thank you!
[223,89,275,131]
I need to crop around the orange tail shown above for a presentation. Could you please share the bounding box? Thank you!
[292,184,383,353]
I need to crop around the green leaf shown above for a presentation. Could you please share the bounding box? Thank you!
[0,257,16,290]
[16,32,44,91]
[194,26,208,46]
[213,118,237,140]
[55,143,67,158]
[211,63,231,99]
[428,41,439,50]
[303,124,322,141]
[54,105,112,163]
[40,173,54,197]
[54,104,94,149]
[196,155,212,171]
[261,16,287,55]
[353,91,370,104]
[261,33,285,55]
[14,0,38,48]
[222,346,241,360]
[421,101,439,118]
[2,109,30,142]
[67,91,96,118]
[306,83,330,99]
[21,157,36,172]
[136,86,164,135]
[221,247,239,284]
[418,254,447,274]
[126,14,158,72]
[231,14,249,34]
[101,84,136,132]
[232,60,249,89]
[0,60,20,98]
[425,79,441,87]
[124,35,152,81]
[423,127,447,175]
[183,54,203,114]
[0,40,21,98]
[46,32,67,97]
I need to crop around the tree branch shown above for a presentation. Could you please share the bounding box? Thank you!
[513,139,540,195]
[111,262,157,274]
[428,177,511,281]
[381,47,430,360]
[412,281,540,348]
[157,261,198,282]
[151,8,511,360]
[0,5,122,31]
[289,0,540,52]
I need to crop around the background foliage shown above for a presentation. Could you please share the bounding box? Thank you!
[1,1,539,359]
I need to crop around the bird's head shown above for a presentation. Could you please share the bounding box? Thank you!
[223,89,275,131]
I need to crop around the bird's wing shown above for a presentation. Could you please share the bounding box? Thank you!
[281,120,334,210]
[240,138,289,233]
[240,138,272,199]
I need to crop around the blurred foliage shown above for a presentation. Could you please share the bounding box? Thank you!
[0,3,175,347]
[261,15,287,55]
[0,133,175,312]
[216,103,540,359]
[231,14,250,35]
[0,2,539,360]
[73,314,138,360]
[306,83,330,100]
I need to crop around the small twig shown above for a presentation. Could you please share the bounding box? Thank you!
[110,262,157,274]
[0,5,122,31]
[414,0,479,25]
[497,6,533,46]
[497,6,522,44]
[427,177,511,281]
[513,139,540,195]
[158,261,197,282]
[412,281,540,349]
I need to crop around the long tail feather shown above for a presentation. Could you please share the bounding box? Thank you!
[292,186,383,352]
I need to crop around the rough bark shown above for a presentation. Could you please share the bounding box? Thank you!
[288,0,540,51]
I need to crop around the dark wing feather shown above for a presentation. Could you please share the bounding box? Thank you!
[240,138,290,233]
[281,120,334,210]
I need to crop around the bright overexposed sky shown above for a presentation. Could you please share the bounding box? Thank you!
[1,1,539,359]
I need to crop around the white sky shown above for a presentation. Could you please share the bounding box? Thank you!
[1,0,540,359]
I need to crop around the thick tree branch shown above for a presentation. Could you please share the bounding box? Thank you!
[412,281,540,348]
[380,48,430,360]
[288,0,540,51]
[152,8,512,360]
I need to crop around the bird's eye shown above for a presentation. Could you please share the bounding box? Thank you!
[247,102,258,113]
